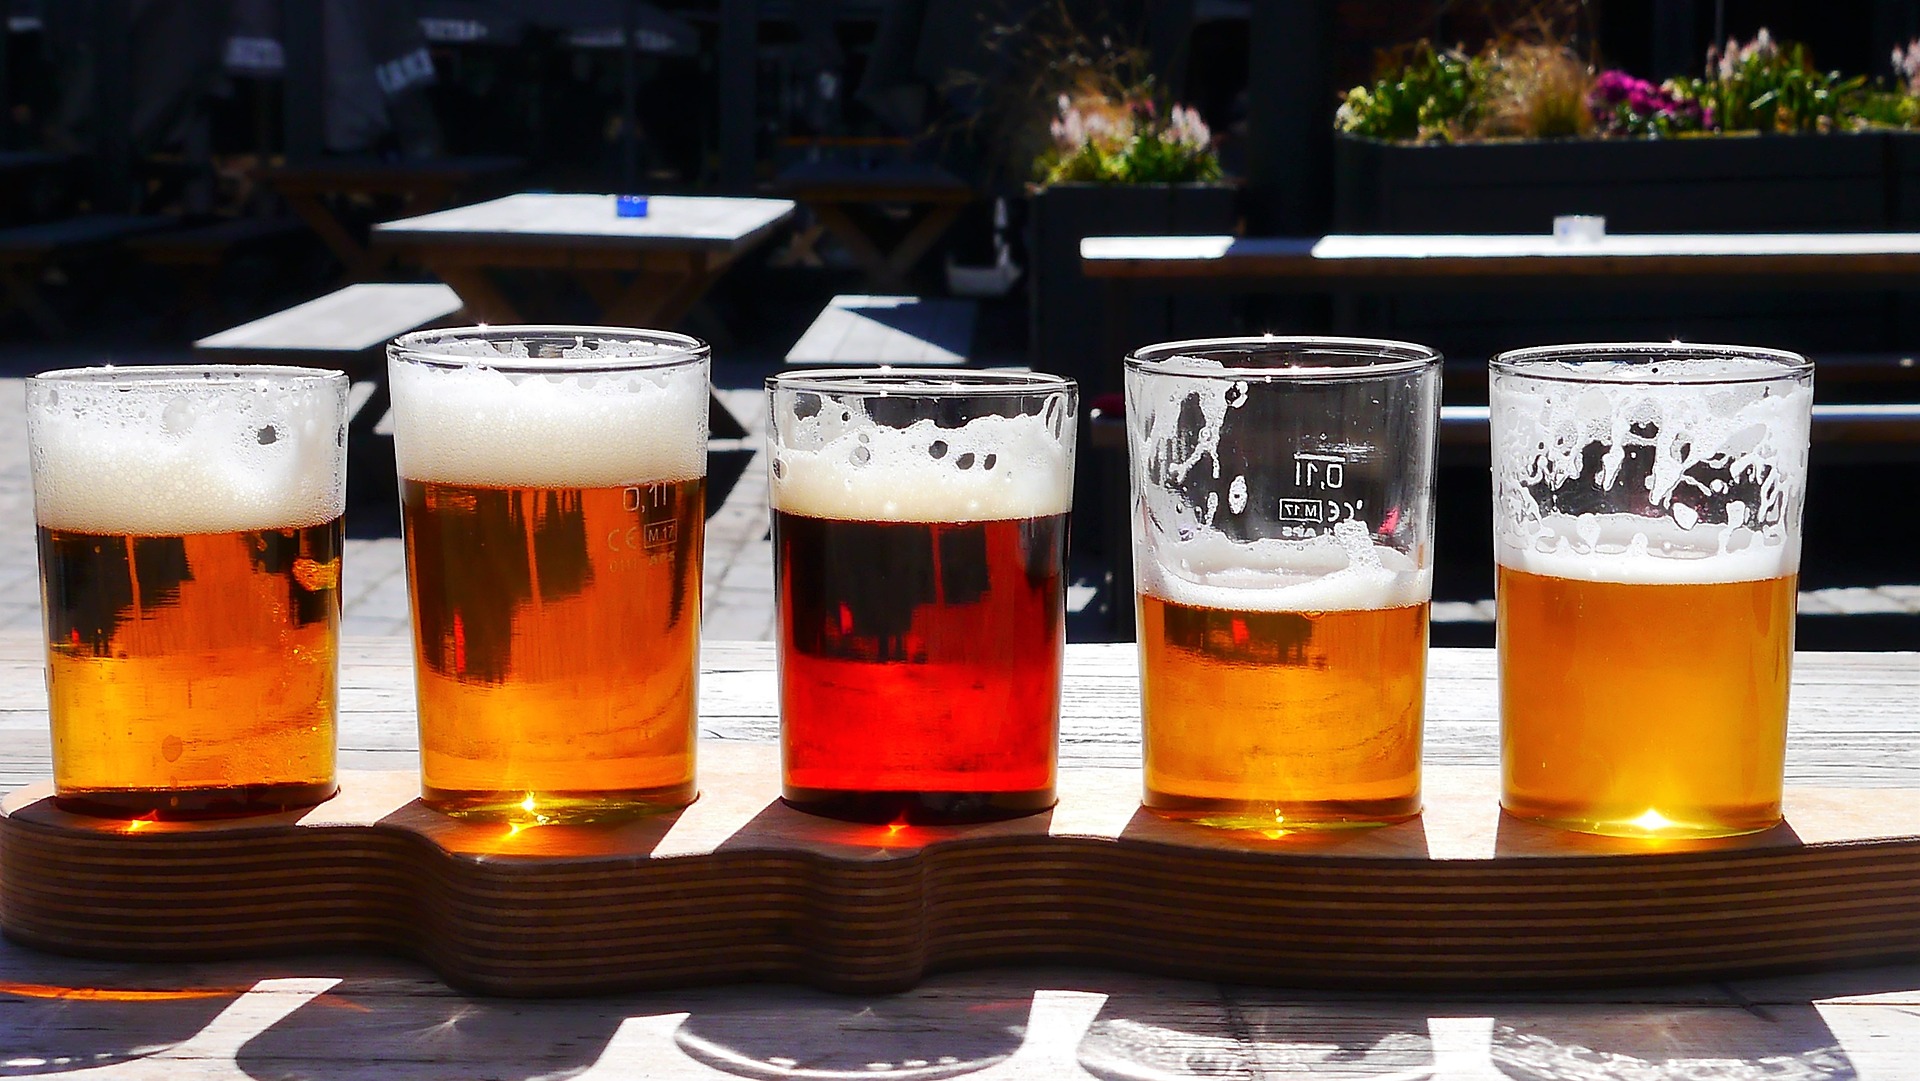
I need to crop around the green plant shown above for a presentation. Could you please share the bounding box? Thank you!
[1690,31,1866,134]
[1481,42,1593,139]
[1335,42,1485,142]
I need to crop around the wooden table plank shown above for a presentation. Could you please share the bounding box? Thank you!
[1079,232,1920,281]
[373,193,796,256]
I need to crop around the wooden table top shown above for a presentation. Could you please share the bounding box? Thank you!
[372,192,797,255]
[1080,232,1920,281]
[6,631,1920,1076]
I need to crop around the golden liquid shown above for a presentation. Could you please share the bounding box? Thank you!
[1497,565,1796,838]
[1138,593,1427,830]
[403,478,703,822]
[39,522,341,817]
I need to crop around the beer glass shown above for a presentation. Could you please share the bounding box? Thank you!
[1126,337,1441,831]
[1491,342,1813,838]
[388,326,709,822]
[768,370,1077,823]
[26,365,348,817]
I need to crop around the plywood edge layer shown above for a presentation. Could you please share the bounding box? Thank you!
[5,762,1920,995]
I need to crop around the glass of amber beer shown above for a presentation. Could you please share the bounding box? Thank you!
[1127,337,1441,830]
[26,365,348,817]
[1492,343,1813,838]
[388,327,708,822]
[769,370,1076,823]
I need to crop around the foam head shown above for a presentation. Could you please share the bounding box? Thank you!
[770,380,1075,523]
[1138,521,1431,612]
[388,329,709,488]
[27,366,348,535]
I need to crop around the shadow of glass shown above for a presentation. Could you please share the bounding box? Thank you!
[0,979,235,1076]
[1492,810,1805,858]
[233,979,637,1081]
[373,799,684,859]
[673,985,1031,1079]
[1491,1003,1854,1080]
[1078,991,1433,1081]
[1116,804,1433,858]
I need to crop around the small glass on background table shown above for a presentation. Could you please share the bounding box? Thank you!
[1126,337,1441,831]
[1490,342,1813,838]
[768,369,1077,824]
[388,326,709,823]
[26,365,349,818]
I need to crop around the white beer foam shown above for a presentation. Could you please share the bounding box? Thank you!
[1137,525,1431,612]
[28,375,345,535]
[772,414,1071,522]
[1496,513,1797,584]
[390,356,707,487]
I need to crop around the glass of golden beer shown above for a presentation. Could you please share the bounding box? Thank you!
[768,370,1077,824]
[1491,343,1813,838]
[1126,337,1441,831]
[26,365,348,818]
[388,326,709,822]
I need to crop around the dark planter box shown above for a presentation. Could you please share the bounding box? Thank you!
[1027,182,1237,395]
[1335,131,1917,234]
[1333,132,1920,359]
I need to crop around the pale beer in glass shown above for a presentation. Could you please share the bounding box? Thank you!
[26,365,348,817]
[1126,338,1441,830]
[1490,343,1813,837]
[388,327,708,821]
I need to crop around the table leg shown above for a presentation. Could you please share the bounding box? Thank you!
[596,264,725,329]
[426,263,526,323]
[282,192,378,279]
[808,202,904,292]
[882,201,966,285]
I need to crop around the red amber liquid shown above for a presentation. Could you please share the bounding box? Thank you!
[774,510,1066,823]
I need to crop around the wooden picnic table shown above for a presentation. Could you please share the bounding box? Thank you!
[771,161,973,290]
[262,156,523,278]
[5,630,1920,1075]
[372,192,797,328]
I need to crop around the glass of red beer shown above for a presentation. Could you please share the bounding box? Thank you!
[768,370,1078,824]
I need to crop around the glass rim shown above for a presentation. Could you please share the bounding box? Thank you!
[389,324,710,373]
[27,364,348,389]
[1124,335,1442,380]
[768,368,1076,397]
[1489,342,1813,384]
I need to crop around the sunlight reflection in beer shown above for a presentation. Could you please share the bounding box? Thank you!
[1490,343,1814,839]
[768,370,1077,824]
[389,327,710,823]
[26,366,348,818]
[1126,338,1441,831]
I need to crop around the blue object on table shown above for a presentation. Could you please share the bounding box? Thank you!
[616,195,649,218]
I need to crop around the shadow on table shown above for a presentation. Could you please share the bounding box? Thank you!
[232,980,639,1081]
[0,980,235,1076]
[174,961,1918,1081]
[1487,1003,1854,1080]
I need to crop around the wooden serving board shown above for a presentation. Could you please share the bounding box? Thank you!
[4,741,1919,998]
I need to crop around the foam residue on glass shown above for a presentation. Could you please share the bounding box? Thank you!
[1492,355,1813,582]
[1129,354,1430,612]
[770,393,1073,522]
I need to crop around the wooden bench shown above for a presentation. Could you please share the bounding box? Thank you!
[0,214,167,336]
[129,216,310,327]
[784,294,977,367]
[194,281,465,378]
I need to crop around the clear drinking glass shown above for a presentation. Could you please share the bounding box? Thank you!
[388,326,709,822]
[1490,342,1813,838]
[26,365,349,817]
[1126,337,1441,831]
[768,369,1077,824]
